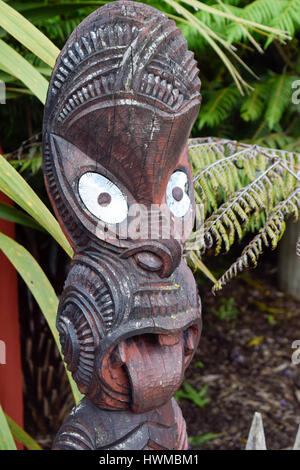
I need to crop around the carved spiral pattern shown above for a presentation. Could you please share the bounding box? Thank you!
[57,303,95,392]
[57,262,115,394]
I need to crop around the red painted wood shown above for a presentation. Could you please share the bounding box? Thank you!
[0,189,24,448]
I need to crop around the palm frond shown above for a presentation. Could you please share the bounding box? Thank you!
[0,0,59,67]
[0,39,48,103]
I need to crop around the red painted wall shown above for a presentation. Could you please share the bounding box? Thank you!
[0,187,23,446]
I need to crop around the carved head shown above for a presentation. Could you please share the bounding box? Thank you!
[43,0,202,413]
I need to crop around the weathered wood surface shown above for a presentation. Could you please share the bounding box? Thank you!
[293,424,300,450]
[278,220,300,300]
[245,412,267,450]
[43,0,202,450]
[246,412,300,450]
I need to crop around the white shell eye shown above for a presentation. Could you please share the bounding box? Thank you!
[166,170,191,217]
[78,172,128,224]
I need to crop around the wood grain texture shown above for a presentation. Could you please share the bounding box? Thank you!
[43,0,202,450]
[278,220,300,300]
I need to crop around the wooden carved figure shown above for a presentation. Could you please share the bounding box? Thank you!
[43,0,202,450]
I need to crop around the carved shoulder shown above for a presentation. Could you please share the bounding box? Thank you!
[53,398,187,450]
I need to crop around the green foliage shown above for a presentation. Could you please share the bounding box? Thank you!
[10,156,42,174]
[0,0,60,67]
[266,0,300,40]
[240,82,268,122]
[178,0,298,50]
[264,74,297,129]
[175,1,300,153]
[211,297,239,320]
[175,382,211,408]
[198,87,241,129]
[0,153,73,257]
[0,232,81,403]
[194,72,300,138]
[0,0,292,100]
[212,187,300,291]
[188,432,222,447]
[0,405,16,450]
[0,39,48,103]
[0,406,41,450]
[186,138,300,289]
[267,314,277,325]
[0,0,299,444]
[0,201,44,231]
[188,250,218,283]
[4,413,42,450]
[195,361,205,368]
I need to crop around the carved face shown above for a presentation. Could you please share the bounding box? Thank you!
[43,0,202,413]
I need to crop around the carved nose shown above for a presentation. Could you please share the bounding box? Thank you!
[120,239,182,278]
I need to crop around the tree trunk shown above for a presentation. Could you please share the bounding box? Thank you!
[278,220,300,300]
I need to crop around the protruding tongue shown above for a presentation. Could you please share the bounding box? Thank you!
[117,333,185,414]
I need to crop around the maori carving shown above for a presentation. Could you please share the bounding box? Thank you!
[43,0,202,450]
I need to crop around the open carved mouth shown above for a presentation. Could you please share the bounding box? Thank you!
[97,325,200,413]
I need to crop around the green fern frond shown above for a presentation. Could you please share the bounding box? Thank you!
[184,0,293,50]
[264,74,297,129]
[39,17,84,42]
[189,138,299,220]
[225,0,283,44]
[189,138,227,171]
[222,0,244,5]
[201,172,273,255]
[266,0,300,44]
[241,0,283,26]
[186,138,300,265]
[213,187,300,291]
[253,132,295,150]
[240,82,268,121]
[179,20,204,51]
[177,3,243,52]
[198,87,241,129]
